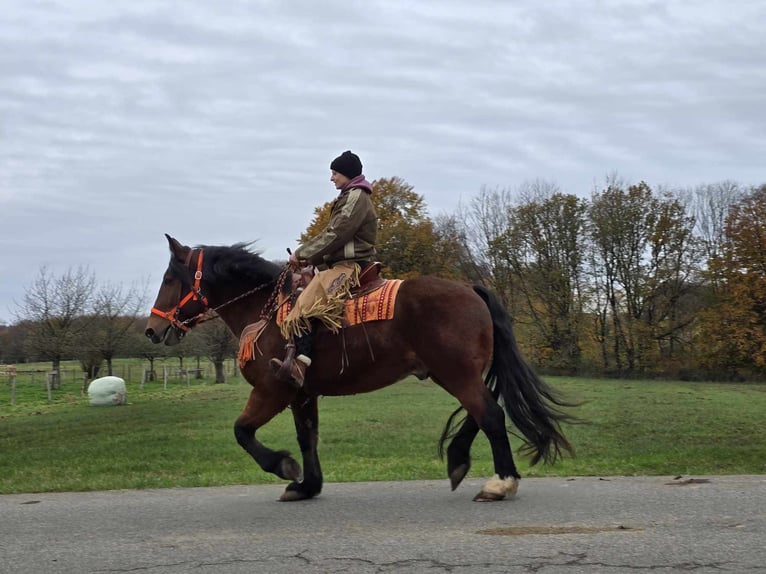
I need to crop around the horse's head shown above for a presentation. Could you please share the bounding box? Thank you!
[145,234,210,346]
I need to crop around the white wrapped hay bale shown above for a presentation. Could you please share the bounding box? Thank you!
[87,376,127,406]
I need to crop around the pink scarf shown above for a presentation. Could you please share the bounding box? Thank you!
[342,174,373,193]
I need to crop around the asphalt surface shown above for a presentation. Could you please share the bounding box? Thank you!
[1,475,764,573]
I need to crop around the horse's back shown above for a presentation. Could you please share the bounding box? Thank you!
[393,275,493,354]
[395,276,492,329]
[308,275,493,394]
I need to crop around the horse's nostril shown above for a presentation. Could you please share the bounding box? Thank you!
[145,329,154,339]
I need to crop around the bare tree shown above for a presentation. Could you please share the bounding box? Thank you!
[89,280,147,376]
[131,323,167,381]
[689,180,744,263]
[456,186,516,306]
[197,318,238,383]
[14,266,95,387]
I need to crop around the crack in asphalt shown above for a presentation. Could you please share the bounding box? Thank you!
[90,551,750,573]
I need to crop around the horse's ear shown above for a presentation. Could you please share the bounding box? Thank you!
[165,234,187,261]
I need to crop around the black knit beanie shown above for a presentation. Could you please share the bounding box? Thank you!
[330,150,363,179]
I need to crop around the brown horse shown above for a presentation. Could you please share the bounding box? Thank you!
[145,235,574,502]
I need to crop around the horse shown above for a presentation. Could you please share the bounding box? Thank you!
[145,235,575,502]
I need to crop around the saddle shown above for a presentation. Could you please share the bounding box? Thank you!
[239,262,400,368]
[351,262,385,296]
[281,261,401,328]
[292,261,385,296]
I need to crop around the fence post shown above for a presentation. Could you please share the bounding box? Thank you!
[1,366,17,406]
[45,372,53,402]
[163,366,168,389]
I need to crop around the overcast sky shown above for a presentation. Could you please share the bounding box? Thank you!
[2,0,764,325]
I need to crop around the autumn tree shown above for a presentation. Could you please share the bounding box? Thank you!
[587,180,700,374]
[698,185,766,373]
[494,183,588,371]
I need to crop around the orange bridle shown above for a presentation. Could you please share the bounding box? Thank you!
[150,248,209,333]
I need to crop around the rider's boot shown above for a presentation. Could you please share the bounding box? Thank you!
[269,330,314,389]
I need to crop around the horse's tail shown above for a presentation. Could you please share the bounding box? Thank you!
[473,285,576,465]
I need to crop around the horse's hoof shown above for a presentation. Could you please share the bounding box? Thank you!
[473,490,506,502]
[472,474,518,502]
[279,458,303,482]
[279,489,310,502]
[449,463,470,491]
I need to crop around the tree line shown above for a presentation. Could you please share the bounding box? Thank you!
[2,176,765,381]
[0,268,237,385]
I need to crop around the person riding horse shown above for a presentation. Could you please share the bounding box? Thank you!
[269,150,377,388]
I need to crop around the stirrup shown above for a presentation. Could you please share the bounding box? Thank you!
[269,344,304,389]
[276,344,297,380]
[269,357,304,389]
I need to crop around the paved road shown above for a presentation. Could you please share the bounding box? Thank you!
[1,475,764,573]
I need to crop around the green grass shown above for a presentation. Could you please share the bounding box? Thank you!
[1,367,764,494]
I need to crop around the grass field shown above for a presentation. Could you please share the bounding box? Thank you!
[1,360,764,494]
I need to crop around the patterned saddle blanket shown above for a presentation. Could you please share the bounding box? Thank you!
[237,279,403,368]
[276,279,403,328]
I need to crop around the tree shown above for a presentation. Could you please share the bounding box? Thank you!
[14,266,95,387]
[89,281,147,375]
[197,317,238,383]
[496,183,588,371]
[699,184,766,372]
[690,180,744,264]
[131,324,167,382]
[453,186,516,306]
[0,322,28,364]
[432,214,483,282]
[587,180,700,374]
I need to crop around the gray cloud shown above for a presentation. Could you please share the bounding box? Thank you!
[1,0,765,322]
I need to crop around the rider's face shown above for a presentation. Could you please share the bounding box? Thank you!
[330,170,350,190]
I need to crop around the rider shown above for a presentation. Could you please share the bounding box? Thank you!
[270,150,377,388]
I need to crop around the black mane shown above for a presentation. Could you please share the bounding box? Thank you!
[201,243,283,285]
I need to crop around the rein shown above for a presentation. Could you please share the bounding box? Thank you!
[151,247,291,332]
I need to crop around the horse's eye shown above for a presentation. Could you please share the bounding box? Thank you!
[163,277,174,286]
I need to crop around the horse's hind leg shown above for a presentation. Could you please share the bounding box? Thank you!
[234,388,302,484]
[473,396,521,501]
[446,415,479,491]
[280,395,323,502]
[447,382,504,490]
[445,383,520,501]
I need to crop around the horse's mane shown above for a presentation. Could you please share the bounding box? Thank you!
[179,242,283,286]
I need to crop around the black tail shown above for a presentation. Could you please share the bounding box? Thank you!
[473,285,576,465]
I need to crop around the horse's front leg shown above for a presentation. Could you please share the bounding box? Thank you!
[234,388,302,483]
[280,394,323,502]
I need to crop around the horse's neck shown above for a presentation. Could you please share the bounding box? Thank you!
[210,289,271,338]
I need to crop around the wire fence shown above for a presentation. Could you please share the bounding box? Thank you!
[1,359,242,407]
